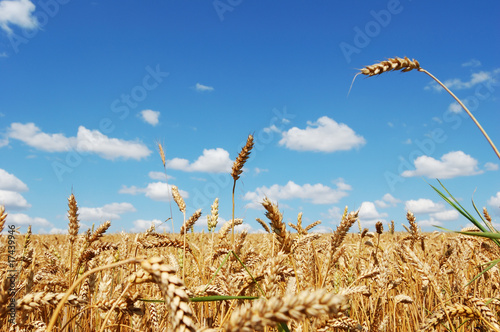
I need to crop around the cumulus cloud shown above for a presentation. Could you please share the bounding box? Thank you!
[119,182,189,202]
[167,148,232,173]
[75,127,151,160]
[485,162,499,171]
[0,189,31,210]
[0,168,28,192]
[79,202,136,222]
[0,0,38,33]
[131,219,169,233]
[448,102,463,113]
[243,179,351,209]
[430,209,459,221]
[375,193,401,208]
[139,110,160,126]
[278,116,365,152]
[462,59,481,67]
[488,192,500,216]
[358,201,388,226]
[148,171,174,181]
[426,69,498,92]
[405,199,445,214]
[7,213,51,227]
[401,151,483,179]
[6,122,151,160]
[8,122,73,152]
[195,83,214,92]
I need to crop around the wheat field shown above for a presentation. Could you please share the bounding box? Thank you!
[1,198,500,332]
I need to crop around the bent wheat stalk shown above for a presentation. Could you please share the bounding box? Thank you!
[354,57,500,160]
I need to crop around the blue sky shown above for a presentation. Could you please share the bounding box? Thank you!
[0,0,499,235]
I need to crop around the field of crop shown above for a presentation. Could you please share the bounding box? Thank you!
[1,198,500,332]
[1,58,498,332]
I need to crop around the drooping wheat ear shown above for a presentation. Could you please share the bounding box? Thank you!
[0,205,6,233]
[356,57,500,160]
[360,57,420,77]
[224,289,346,332]
[262,197,292,253]
[180,209,202,235]
[420,303,482,331]
[87,220,111,244]
[171,185,186,214]
[16,292,86,312]
[231,134,254,249]
[466,297,500,330]
[140,257,197,332]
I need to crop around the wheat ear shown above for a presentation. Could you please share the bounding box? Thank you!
[140,257,198,332]
[67,193,79,286]
[231,134,254,250]
[224,289,346,332]
[0,205,6,233]
[355,57,500,160]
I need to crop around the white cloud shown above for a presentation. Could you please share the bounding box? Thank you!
[405,199,444,214]
[119,182,189,202]
[8,213,51,227]
[131,219,169,233]
[195,83,214,92]
[243,179,351,208]
[148,171,174,181]
[0,169,28,192]
[488,192,500,216]
[0,189,30,210]
[8,122,73,152]
[0,0,38,34]
[417,217,442,228]
[254,167,268,175]
[0,136,8,147]
[7,123,151,160]
[448,102,463,113]
[358,201,388,226]
[278,116,365,152]
[401,151,483,179]
[462,59,481,67]
[48,227,67,234]
[75,126,151,160]
[139,110,160,126]
[430,209,459,221]
[375,193,401,208]
[485,162,499,171]
[167,148,232,173]
[79,202,136,222]
[427,69,498,92]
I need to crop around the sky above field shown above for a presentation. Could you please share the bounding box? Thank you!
[0,0,499,235]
